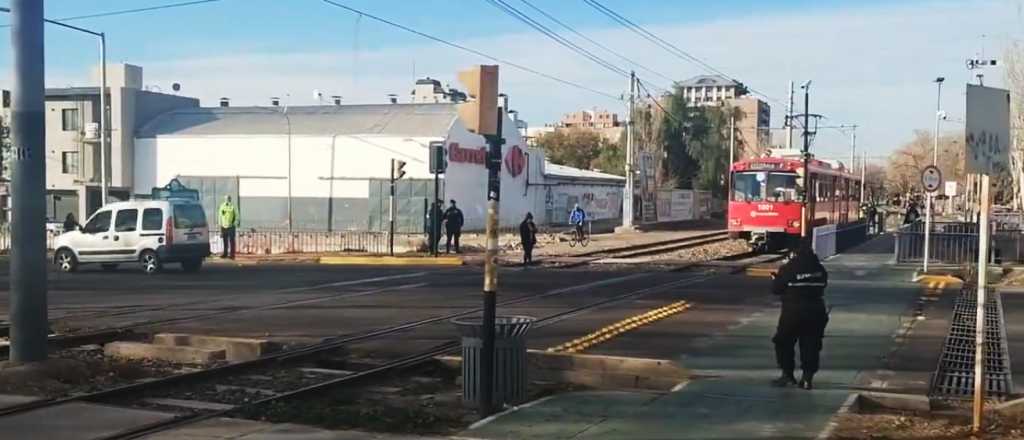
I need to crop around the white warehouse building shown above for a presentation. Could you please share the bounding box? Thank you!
[133,103,623,232]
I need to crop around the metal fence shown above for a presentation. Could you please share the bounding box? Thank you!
[894,221,1023,265]
[212,229,390,255]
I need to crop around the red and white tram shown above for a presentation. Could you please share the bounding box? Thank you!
[728,151,862,250]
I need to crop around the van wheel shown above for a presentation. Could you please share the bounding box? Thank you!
[181,258,203,273]
[55,249,78,273]
[101,264,119,272]
[140,250,162,275]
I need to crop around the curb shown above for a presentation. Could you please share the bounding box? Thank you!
[319,256,463,266]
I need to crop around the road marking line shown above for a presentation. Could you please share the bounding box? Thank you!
[546,300,692,353]
[275,272,427,294]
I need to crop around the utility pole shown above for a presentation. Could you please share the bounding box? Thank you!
[621,71,636,230]
[860,151,866,206]
[848,125,858,172]
[99,33,107,205]
[974,173,991,432]
[786,80,794,150]
[389,159,395,256]
[728,113,735,195]
[9,0,49,362]
[480,106,504,418]
[924,77,945,274]
[800,81,812,239]
[456,65,501,417]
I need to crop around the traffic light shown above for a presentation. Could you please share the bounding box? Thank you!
[429,141,447,174]
[392,159,407,180]
[456,65,499,136]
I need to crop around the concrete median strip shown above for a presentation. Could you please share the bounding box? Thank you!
[319,255,463,266]
[440,350,690,391]
[152,333,276,362]
[104,341,226,364]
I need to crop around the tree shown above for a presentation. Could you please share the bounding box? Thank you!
[592,140,625,176]
[657,87,702,189]
[1005,42,1024,209]
[886,130,965,199]
[686,105,743,199]
[535,128,621,173]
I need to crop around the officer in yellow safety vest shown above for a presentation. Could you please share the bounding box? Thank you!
[219,195,240,259]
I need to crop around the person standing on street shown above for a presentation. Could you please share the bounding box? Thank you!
[520,212,537,265]
[62,212,80,233]
[771,240,829,390]
[219,195,240,259]
[443,199,464,254]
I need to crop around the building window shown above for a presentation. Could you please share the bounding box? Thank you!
[61,108,80,132]
[61,151,79,175]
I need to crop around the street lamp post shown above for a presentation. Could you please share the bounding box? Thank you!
[801,81,812,240]
[0,7,109,206]
[924,77,945,273]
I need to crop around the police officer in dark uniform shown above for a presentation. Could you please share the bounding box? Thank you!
[771,240,829,390]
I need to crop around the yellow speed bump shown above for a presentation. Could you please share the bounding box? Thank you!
[912,274,963,290]
[746,267,776,278]
[547,301,692,354]
[320,256,463,266]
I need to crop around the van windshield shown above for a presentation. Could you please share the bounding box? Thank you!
[173,204,208,229]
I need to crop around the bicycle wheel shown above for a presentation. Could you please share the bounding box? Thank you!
[580,231,590,247]
[568,230,577,248]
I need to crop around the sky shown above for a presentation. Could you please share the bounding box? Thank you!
[0,0,1022,163]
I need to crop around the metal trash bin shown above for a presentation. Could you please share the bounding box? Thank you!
[451,315,535,407]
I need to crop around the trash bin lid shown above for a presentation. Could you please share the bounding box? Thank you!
[451,315,535,338]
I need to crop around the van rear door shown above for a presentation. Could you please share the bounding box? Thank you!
[171,203,209,246]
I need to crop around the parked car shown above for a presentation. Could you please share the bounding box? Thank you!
[53,199,210,274]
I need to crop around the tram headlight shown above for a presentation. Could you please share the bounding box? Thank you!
[789,219,801,228]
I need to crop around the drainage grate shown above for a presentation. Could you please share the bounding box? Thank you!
[929,286,1014,399]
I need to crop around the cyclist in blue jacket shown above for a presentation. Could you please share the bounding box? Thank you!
[569,204,586,240]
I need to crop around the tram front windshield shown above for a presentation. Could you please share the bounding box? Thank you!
[732,172,799,202]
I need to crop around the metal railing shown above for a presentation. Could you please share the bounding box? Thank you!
[212,228,389,255]
[893,221,1023,265]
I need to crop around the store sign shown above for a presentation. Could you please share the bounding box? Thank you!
[449,142,486,166]
[504,145,526,177]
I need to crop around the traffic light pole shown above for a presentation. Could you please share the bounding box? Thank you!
[9,0,49,363]
[389,159,395,257]
[432,171,439,257]
[480,108,504,417]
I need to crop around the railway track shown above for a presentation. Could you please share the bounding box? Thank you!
[0,272,431,359]
[553,230,732,267]
[0,251,771,439]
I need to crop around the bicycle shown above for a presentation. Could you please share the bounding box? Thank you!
[567,223,590,248]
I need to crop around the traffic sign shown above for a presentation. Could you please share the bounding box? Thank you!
[921,165,943,193]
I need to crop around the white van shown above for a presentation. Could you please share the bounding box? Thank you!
[53,199,211,274]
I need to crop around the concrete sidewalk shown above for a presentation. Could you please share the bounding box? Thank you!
[463,235,922,439]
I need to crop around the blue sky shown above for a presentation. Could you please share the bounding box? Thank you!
[1,0,1022,162]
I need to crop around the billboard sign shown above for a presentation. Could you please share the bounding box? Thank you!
[965,84,1011,175]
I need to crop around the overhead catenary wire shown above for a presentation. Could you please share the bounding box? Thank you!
[583,0,859,140]
[514,0,676,85]
[484,0,629,78]
[582,0,782,106]
[0,0,222,27]
[318,0,622,101]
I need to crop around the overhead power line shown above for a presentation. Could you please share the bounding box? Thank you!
[319,0,621,101]
[583,0,778,102]
[483,0,628,77]
[0,0,222,27]
[514,0,675,85]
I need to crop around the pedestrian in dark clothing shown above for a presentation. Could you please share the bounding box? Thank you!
[520,213,537,265]
[443,200,464,254]
[771,240,829,390]
[63,212,80,233]
[903,202,920,225]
